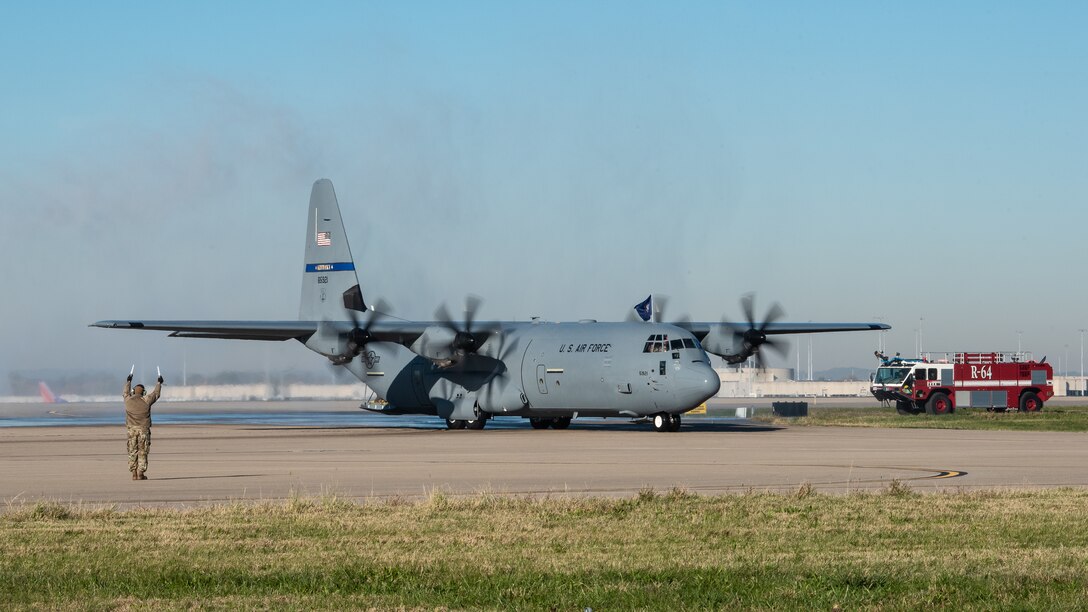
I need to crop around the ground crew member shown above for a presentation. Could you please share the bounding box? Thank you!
[123,372,162,480]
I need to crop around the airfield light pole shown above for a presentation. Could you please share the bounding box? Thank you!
[796,343,801,382]
[1016,330,1023,356]
[808,336,814,381]
[918,317,924,356]
[1074,328,1083,389]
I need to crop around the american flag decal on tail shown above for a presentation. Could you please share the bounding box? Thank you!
[316,231,331,246]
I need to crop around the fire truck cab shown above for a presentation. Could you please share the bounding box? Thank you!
[871,351,1053,415]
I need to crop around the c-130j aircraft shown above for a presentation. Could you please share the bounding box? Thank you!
[94,179,889,432]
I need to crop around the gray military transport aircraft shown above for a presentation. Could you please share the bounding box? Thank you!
[93,179,889,432]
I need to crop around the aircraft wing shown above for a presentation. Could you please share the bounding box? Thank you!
[683,320,890,364]
[91,320,320,341]
[90,319,452,345]
[683,322,889,336]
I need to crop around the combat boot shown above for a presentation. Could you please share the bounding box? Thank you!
[138,473,147,480]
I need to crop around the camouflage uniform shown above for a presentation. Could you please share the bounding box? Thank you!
[123,378,161,478]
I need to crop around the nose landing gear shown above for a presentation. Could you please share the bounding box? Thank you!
[652,412,681,432]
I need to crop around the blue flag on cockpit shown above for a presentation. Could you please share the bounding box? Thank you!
[634,295,653,322]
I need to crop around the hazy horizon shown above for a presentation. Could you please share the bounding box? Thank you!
[2,4,1086,391]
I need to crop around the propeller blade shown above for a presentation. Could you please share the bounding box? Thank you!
[763,336,788,358]
[434,303,457,332]
[719,293,790,366]
[653,295,670,323]
[741,293,756,328]
[464,294,482,332]
[499,333,520,362]
[342,298,393,360]
[759,301,784,331]
[359,298,391,335]
[433,295,486,363]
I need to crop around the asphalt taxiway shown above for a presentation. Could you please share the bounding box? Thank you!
[2,400,1085,507]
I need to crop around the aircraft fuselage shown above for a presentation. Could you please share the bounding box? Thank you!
[350,322,720,421]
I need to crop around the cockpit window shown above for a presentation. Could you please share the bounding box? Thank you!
[643,334,701,353]
[643,334,670,353]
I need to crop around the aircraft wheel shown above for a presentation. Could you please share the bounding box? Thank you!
[925,392,953,415]
[445,418,466,430]
[465,416,488,430]
[529,417,550,430]
[653,413,669,432]
[667,414,682,432]
[1019,391,1043,412]
[552,417,572,430]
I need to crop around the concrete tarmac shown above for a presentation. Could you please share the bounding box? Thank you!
[2,416,1086,507]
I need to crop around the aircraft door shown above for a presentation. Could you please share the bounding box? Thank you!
[521,338,557,408]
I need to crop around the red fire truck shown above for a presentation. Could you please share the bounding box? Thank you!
[870,351,1053,415]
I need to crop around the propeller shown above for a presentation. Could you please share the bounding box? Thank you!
[653,295,693,329]
[653,295,669,323]
[478,327,524,410]
[333,299,390,365]
[434,294,483,364]
[723,293,788,368]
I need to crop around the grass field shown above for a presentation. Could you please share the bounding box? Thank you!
[752,403,1088,432]
[3,488,1088,610]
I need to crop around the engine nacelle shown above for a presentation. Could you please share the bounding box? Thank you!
[410,326,459,361]
[700,327,754,364]
[478,378,528,414]
[304,321,352,360]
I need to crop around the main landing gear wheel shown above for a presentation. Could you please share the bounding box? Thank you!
[925,392,953,415]
[465,416,488,430]
[529,417,550,429]
[1019,391,1043,412]
[445,418,466,430]
[552,417,572,430]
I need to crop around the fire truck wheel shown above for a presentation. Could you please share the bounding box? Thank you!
[925,392,953,415]
[1019,391,1043,412]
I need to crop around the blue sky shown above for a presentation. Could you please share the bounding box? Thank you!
[2,2,1087,387]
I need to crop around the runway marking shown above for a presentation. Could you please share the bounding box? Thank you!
[877,466,968,480]
[925,470,967,479]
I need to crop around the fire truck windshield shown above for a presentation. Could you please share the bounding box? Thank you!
[874,367,912,384]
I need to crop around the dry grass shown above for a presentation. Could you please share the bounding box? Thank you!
[754,403,1088,431]
[2,488,1087,609]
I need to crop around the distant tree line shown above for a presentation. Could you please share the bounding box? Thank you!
[7,367,357,396]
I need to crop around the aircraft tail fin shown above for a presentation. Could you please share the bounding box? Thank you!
[299,179,365,321]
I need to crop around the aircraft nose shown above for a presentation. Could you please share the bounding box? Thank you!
[676,361,720,406]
